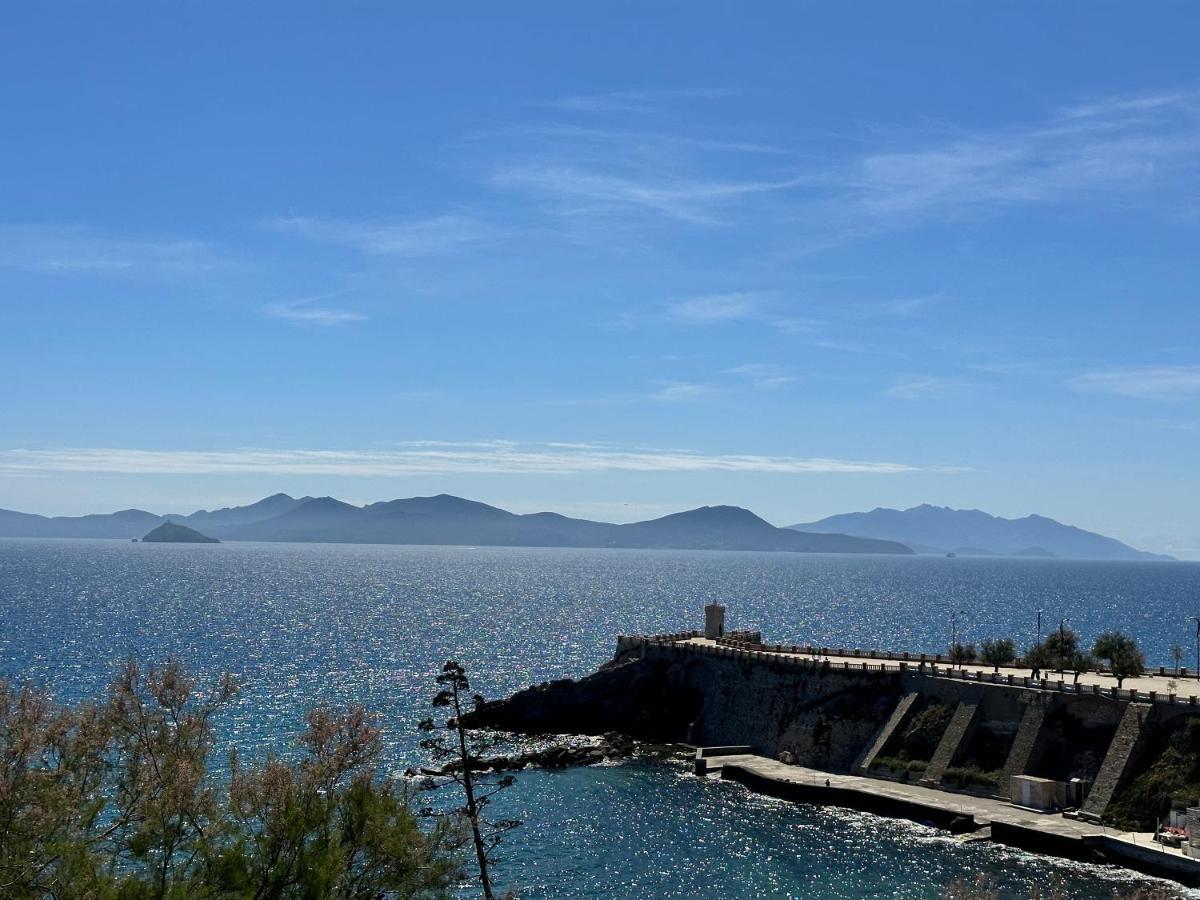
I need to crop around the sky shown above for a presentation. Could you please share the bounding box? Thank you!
[2,3,1199,557]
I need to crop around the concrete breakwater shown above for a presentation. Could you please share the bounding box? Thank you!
[468,616,1200,886]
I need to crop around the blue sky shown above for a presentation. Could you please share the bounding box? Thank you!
[2,3,1199,556]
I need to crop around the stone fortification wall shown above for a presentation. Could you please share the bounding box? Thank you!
[472,637,904,770]
[472,630,1200,819]
[654,644,904,770]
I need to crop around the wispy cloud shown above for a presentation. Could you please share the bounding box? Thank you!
[488,122,785,156]
[485,88,1200,244]
[268,214,491,256]
[547,88,731,115]
[832,91,1200,227]
[664,293,820,336]
[865,295,940,318]
[0,224,218,278]
[490,166,807,226]
[724,364,796,389]
[666,293,763,323]
[263,298,368,326]
[1070,366,1200,400]
[885,376,975,400]
[647,381,716,402]
[0,443,960,477]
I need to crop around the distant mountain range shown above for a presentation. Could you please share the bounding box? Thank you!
[0,494,910,555]
[791,504,1172,561]
[0,496,1171,560]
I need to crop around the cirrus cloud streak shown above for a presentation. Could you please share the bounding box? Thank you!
[0,444,962,478]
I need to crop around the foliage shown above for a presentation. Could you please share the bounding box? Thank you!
[1067,650,1096,684]
[870,756,927,783]
[942,766,999,790]
[0,661,463,899]
[419,661,519,900]
[1106,717,1200,832]
[979,638,1015,672]
[1093,631,1146,688]
[1022,642,1053,674]
[948,642,976,666]
[890,702,954,763]
[1044,627,1079,673]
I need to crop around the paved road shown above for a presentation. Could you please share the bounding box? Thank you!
[683,637,1200,701]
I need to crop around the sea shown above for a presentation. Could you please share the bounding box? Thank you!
[2,538,1199,899]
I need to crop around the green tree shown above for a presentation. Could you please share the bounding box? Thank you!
[948,642,976,667]
[0,661,463,899]
[419,661,519,900]
[1044,627,1079,674]
[1068,650,1095,685]
[1093,632,1146,688]
[1023,643,1061,678]
[218,705,463,897]
[980,638,1015,673]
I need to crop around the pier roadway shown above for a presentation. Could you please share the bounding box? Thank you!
[701,754,1200,884]
[681,637,1200,702]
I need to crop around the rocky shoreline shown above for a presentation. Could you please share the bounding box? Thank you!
[408,732,687,778]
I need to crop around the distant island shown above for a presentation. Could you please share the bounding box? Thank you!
[1,493,908,556]
[0,494,1174,560]
[791,504,1172,562]
[141,522,219,543]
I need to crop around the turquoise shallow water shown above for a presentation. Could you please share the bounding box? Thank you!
[2,539,1199,898]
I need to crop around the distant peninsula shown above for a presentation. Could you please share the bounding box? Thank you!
[141,522,219,544]
[791,504,1172,562]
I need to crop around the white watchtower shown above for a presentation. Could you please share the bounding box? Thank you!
[704,602,726,639]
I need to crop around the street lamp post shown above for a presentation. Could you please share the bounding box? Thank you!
[950,610,966,667]
[1037,609,1042,648]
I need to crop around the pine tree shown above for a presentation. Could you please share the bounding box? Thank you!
[418,661,519,900]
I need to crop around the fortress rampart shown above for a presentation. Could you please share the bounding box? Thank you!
[477,622,1200,823]
[468,610,1200,884]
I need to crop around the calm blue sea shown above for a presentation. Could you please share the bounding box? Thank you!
[2,538,1199,898]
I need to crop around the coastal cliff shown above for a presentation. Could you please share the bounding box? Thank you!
[468,639,902,771]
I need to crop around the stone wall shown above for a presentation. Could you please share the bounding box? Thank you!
[672,649,903,770]
[471,632,1192,817]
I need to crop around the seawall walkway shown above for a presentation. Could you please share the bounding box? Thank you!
[701,753,1200,886]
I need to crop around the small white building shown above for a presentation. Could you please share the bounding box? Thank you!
[1010,775,1067,811]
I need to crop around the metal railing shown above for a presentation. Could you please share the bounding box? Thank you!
[624,631,1197,708]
